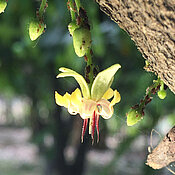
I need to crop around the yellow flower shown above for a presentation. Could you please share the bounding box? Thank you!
[55,64,121,143]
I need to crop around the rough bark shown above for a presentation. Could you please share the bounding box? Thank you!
[95,0,175,94]
[146,125,175,169]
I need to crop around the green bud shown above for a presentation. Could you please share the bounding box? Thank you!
[158,81,167,99]
[0,0,7,14]
[158,90,166,99]
[29,19,45,41]
[127,108,142,126]
[68,22,78,36]
[73,27,91,57]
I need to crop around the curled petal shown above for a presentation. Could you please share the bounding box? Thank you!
[66,88,82,115]
[91,64,121,101]
[97,99,113,119]
[59,67,75,73]
[102,88,114,100]
[55,91,71,108]
[110,90,121,106]
[68,103,79,115]
[57,68,90,99]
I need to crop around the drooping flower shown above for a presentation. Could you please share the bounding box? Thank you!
[55,64,121,143]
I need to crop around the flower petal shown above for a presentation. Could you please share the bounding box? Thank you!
[59,67,75,73]
[102,88,114,100]
[70,88,82,108]
[57,67,90,99]
[79,98,96,119]
[97,99,113,119]
[110,90,121,106]
[91,64,121,101]
[55,91,70,108]
[68,104,79,115]
[66,88,82,115]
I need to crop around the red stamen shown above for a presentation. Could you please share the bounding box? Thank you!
[81,119,88,143]
[91,111,96,144]
[96,114,100,143]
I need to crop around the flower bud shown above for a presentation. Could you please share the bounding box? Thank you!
[0,0,7,14]
[29,19,45,41]
[68,22,78,36]
[158,90,166,99]
[73,27,91,57]
[158,82,167,100]
[127,108,142,126]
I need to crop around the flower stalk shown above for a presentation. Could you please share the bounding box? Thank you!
[127,78,167,126]
[85,49,94,90]
[75,0,81,13]
[67,0,76,21]
[39,0,48,19]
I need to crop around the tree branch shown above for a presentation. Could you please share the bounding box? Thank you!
[96,0,175,94]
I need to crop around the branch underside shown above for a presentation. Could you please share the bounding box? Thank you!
[96,0,175,94]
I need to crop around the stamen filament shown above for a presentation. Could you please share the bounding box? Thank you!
[81,118,88,143]
[96,114,100,143]
[91,111,96,144]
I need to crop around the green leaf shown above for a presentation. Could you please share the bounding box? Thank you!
[57,67,90,99]
[91,64,121,101]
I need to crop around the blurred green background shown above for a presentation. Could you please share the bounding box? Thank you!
[0,0,175,175]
